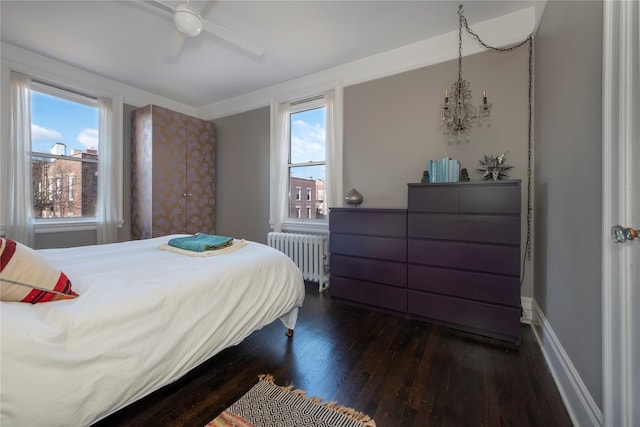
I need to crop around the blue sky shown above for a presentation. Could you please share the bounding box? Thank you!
[30,90,98,155]
[290,106,326,180]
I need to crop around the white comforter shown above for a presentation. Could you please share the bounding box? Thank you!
[0,236,305,427]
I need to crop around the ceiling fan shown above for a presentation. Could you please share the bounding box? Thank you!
[149,0,265,57]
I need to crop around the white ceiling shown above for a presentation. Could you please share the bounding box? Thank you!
[0,0,538,110]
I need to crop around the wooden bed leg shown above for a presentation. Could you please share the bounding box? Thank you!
[286,329,294,337]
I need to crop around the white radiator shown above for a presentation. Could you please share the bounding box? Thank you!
[267,232,329,291]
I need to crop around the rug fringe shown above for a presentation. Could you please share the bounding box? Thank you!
[258,373,275,384]
[257,374,377,427]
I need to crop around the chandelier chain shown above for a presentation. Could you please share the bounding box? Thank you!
[526,36,532,265]
[458,6,534,280]
[458,12,463,82]
[460,14,532,53]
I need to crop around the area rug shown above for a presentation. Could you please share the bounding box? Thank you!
[206,374,377,427]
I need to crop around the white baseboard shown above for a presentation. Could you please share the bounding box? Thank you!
[531,300,603,427]
[520,296,533,324]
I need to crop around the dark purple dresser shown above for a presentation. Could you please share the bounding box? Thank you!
[329,181,522,344]
[407,181,522,343]
[329,208,407,313]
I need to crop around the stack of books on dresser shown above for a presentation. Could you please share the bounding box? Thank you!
[427,157,460,183]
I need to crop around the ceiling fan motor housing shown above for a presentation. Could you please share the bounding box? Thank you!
[174,6,202,37]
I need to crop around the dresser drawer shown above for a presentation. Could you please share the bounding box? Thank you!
[407,185,458,213]
[458,184,520,214]
[408,239,520,276]
[408,213,520,244]
[330,234,406,262]
[331,254,406,287]
[330,276,407,312]
[329,208,406,237]
[408,264,520,307]
[407,181,521,215]
[407,290,521,342]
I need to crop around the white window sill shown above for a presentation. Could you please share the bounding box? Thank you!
[33,218,124,233]
[272,220,329,235]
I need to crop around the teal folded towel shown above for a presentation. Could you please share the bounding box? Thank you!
[168,233,234,252]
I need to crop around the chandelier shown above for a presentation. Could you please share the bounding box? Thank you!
[440,5,492,142]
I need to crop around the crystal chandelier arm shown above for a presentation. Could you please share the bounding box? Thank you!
[440,4,494,141]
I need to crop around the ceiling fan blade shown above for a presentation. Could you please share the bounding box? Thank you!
[165,29,186,57]
[202,20,265,57]
[185,0,210,15]
[148,0,176,14]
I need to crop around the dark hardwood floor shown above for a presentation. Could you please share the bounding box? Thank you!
[94,282,573,427]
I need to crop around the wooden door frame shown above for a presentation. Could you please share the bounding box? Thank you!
[602,1,638,426]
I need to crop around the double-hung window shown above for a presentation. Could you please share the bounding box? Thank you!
[4,70,122,245]
[30,82,99,219]
[288,97,326,221]
[270,84,343,234]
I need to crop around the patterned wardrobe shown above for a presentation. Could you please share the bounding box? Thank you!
[131,105,216,239]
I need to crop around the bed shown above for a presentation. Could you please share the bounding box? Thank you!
[0,235,305,427]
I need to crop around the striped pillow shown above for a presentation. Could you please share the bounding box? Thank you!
[0,238,78,303]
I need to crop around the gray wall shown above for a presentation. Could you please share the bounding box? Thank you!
[534,0,603,409]
[344,48,530,209]
[214,107,271,244]
[36,229,98,249]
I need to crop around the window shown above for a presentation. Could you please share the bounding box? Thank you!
[5,69,123,245]
[68,174,75,202]
[288,100,325,222]
[270,84,342,234]
[55,176,62,199]
[47,178,54,201]
[30,82,98,219]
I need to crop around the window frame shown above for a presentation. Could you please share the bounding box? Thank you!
[269,81,343,235]
[287,97,326,224]
[1,59,124,236]
[30,81,99,221]
[284,97,327,229]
